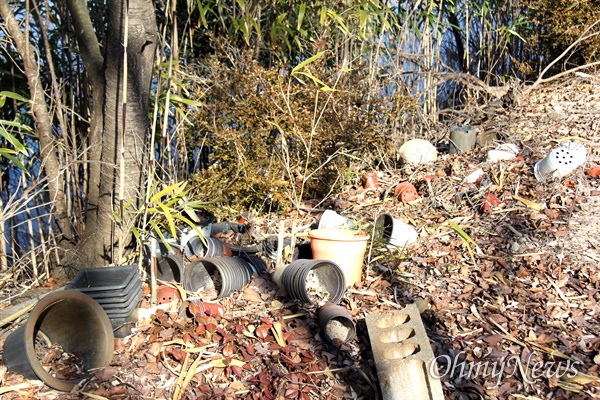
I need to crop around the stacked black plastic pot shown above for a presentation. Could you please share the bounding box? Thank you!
[280,259,345,304]
[65,265,142,337]
[183,257,254,300]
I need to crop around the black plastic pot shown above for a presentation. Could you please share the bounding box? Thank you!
[183,257,253,300]
[280,259,345,304]
[150,254,185,283]
[184,236,227,259]
[65,265,142,333]
[318,302,356,343]
[66,265,138,298]
[2,290,114,392]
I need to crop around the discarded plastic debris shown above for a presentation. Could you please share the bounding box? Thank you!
[318,303,356,343]
[280,259,345,305]
[180,224,212,249]
[487,143,519,163]
[398,139,438,165]
[2,290,115,392]
[309,229,369,287]
[534,141,587,181]
[366,303,444,400]
[463,168,484,183]
[374,213,418,247]
[318,209,355,229]
[393,182,419,204]
[449,125,477,154]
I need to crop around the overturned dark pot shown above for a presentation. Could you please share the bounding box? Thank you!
[2,290,115,392]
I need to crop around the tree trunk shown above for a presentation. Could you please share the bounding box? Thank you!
[64,0,157,270]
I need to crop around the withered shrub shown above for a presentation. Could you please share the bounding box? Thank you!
[186,48,416,212]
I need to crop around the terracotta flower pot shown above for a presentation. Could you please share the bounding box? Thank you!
[361,172,380,189]
[394,182,419,204]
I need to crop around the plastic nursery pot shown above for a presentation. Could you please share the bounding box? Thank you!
[184,236,227,259]
[150,254,185,283]
[2,290,114,392]
[318,303,356,343]
[374,213,418,247]
[393,182,419,204]
[157,284,182,304]
[449,125,477,154]
[318,210,355,230]
[534,141,587,181]
[308,229,369,287]
[280,259,346,305]
[361,171,380,189]
[183,257,253,300]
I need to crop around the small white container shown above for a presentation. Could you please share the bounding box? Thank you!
[534,141,587,181]
[318,210,355,229]
[487,143,519,163]
[374,213,418,247]
[463,168,484,183]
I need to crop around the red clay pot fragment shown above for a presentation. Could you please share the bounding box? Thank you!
[361,172,380,189]
[394,182,419,204]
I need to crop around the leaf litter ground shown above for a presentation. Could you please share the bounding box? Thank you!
[0,73,599,399]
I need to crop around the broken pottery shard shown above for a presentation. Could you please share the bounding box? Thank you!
[366,303,444,400]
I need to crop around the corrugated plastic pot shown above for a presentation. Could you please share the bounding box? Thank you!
[318,303,356,343]
[153,254,185,283]
[184,257,252,299]
[2,290,114,392]
[280,259,345,304]
[309,229,369,287]
[184,236,227,258]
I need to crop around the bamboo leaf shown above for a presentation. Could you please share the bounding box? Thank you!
[150,220,171,248]
[0,126,27,154]
[156,202,177,238]
[1,152,27,171]
[292,50,327,74]
[150,182,184,204]
[513,195,543,211]
[0,91,31,103]
[448,220,477,245]
[172,214,206,245]
[293,71,334,91]
[297,3,306,30]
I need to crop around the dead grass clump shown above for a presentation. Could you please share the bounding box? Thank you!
[186,49,418,213]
